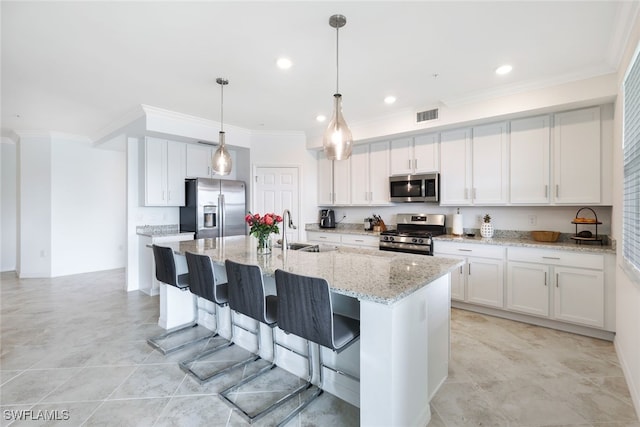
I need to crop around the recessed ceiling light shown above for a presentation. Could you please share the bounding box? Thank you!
[316,115,326,122]
[495,64,513,75]
[276,57,293,70]
[384,96,396,105]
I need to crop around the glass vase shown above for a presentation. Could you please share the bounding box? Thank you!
[256,234,272,255]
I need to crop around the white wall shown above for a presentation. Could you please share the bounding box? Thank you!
[1,139,17,271]
[17,132,52,277]
[614,10,640,420]
[50,136,126,276]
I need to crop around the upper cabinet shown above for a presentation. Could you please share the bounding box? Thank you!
[318,151,350,206]
[553,106,601,204]
[440,122,508,206]
[389,134,439,175]
[510,116,551,204]
[351,141,391,205]
[143,137,186,206]
[186,143,237,180]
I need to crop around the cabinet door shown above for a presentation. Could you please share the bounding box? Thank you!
[350,145,370,205]
[369,141,390,204]
[440,128,472,205]
[186,144,212,178]
[472,122,508,204]
[389,138,413,175]
[466,257,504,308]
[333,158,351,205]
[510,116,551,204]
[413,133,439,173]
[507,262,549,317]
[553,107,601,204]
[318,152,334,205]
[166,141,186,206]
[144,137,167,206]
[553,266,604,328]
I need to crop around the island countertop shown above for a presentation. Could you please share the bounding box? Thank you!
[159,236,463,305]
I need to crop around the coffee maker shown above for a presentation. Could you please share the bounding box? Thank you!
[319,209,336,228]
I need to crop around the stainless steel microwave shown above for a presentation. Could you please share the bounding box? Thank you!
[389,173,439,203]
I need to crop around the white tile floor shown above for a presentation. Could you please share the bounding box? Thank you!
[1,269,638,426]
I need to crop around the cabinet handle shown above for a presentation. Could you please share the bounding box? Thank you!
[168,190,171,200]
[458,249,472,252]
[370,191,373,200]
[556,273,559,287]
[162,190,166,200]
[355,239,364,242]
[556,185,559,198]
[542,256,560,260]
[544,271,547,286]
[464,188,468,200]
[468,264,471,275]
[319,236,327,240]
[408,159,412,169]
[473,188,477,199]
[414,158,417,169]
[208,166,211,176]
[544,185,548,198]
[459,266,463,274]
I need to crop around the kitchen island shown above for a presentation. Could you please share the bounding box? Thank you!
[156,236,462,427]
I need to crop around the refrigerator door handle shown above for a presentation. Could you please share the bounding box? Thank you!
[219,193,225,238]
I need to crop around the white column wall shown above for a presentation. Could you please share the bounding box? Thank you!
[17,133,52,277]
[614,10,640,421]
[1,139,17,272]
[50,136,126,276]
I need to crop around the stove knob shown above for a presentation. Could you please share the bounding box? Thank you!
[389,236,394,241]
[418,238,424,244]
[412,238,418,243]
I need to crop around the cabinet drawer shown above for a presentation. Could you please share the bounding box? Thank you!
[307,231,341,243]
[507,247,604,270]
[434,241,505,259]
[341,234,379,248]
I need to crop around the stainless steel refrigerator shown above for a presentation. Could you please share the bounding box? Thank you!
[180,178,247,239]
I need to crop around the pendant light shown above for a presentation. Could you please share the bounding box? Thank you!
[212,77,232,175]
[323,14,353,161]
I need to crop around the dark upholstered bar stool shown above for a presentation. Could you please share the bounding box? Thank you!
[179,252,256,383]
[218,260,311,424]
[274,268,360,427]
[146,245,212,354]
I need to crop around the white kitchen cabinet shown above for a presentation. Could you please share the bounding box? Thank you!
[440,123,507,206]
[553,106,601,204]
[510,115,551,204]
[351,141,390,205]
[143,137,186,206]
[434,241,505,308]
[389,133,439,175]
[317,151,351,206]
[439,128,472,205]
[306,231,378,249]
[186,144,237,180]
[506,247,605,328]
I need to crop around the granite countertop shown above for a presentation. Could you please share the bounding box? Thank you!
[159,236,463,305]
[136,225,194,237]
[305,223,616,255]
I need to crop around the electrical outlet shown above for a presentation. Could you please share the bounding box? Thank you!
[528,215,537,226]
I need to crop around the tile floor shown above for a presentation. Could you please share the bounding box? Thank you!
[1,269,638,427]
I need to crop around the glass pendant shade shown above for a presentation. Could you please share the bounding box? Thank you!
[212,131,232,175]
[323,93,353,160]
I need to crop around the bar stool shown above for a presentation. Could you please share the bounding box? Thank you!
[179,252,256,383]
[274,268,360,426]
[218,259,310,423]
[146,245,213,355]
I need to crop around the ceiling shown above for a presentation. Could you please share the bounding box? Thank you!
[1,1,637,141]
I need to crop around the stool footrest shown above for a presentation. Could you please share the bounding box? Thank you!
[147,323,213,355]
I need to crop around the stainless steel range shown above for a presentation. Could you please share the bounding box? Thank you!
[379,213,446,255]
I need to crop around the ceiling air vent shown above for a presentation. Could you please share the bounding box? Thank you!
[416,108,439,123]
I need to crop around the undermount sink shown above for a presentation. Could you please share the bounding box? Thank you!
[275,242,338,252]
[286,242,315,250]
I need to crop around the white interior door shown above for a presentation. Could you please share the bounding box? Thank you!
[254,166,300,243]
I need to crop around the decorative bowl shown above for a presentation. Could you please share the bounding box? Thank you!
[531,231,561,242]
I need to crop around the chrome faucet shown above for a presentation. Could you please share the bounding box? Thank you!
[282,209,297,251]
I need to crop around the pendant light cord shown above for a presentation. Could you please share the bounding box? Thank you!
[335,25,340,94]
[220,83,224,133]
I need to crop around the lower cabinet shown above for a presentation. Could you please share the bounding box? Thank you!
[434,241,505,308]
[506,247,605,328]
[306,231,379,249]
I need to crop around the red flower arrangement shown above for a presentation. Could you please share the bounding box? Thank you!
[245,212,283,249]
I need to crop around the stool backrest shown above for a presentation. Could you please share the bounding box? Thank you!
[152,245,177,287]
[185,252,224,304]
[225,259,269,324]
[275,269,335,350]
